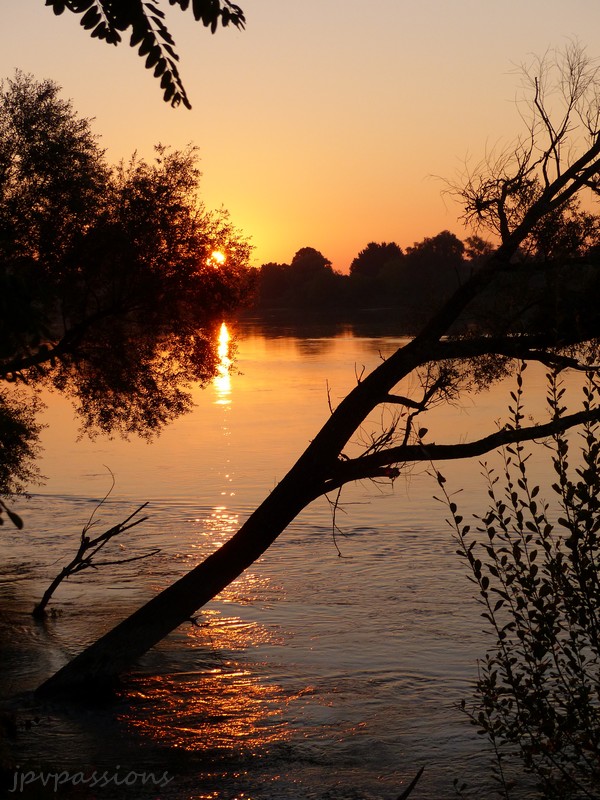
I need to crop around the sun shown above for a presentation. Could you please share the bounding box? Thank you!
[210,250,226,266]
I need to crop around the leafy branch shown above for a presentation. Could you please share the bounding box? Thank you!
[440,367,600,798]
[44,0,246,108]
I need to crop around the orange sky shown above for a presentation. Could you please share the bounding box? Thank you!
[4,2,600,271]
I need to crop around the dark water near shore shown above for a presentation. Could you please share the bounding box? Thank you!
[0,319,574,799]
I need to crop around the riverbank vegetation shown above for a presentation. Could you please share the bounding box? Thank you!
[250,220,600,333]
[0,71,254,499]
[439,366,600,799]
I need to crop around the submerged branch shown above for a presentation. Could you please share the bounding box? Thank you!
[32,499,152,619]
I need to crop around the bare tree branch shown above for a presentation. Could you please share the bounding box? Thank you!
[324,407,600,491]
[383,394,423,410]
[32,478,152,619]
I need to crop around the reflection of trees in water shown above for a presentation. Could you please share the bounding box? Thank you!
[361,338,409,359]
[238,313,418,342]
[294,338,337,357]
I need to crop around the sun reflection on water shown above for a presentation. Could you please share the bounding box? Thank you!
[121,667,291,754]
[192,506,239,550]
[116,321,303,765]
[118,616,300,757]
[214,322,232,402]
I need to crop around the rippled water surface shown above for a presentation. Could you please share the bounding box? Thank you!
[0,319,579,799]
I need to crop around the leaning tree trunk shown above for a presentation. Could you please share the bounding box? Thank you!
[36,338,430,697]
[35,243,525,697]
[36,469,321,695]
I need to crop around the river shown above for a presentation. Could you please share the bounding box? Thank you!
[0,318,581,799]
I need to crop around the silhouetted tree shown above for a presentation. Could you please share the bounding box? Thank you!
[405,229,464,269]
[36,43,600,697]
[253,249,344,309]
[0,391,42,496]
[399,230,467,318]
[526,196,600,261]
[254,262,291,307]
[464,235,494,264]
[0,72,253,493]
[290,247,333,275]
[44,0,245,108]
[349,241,404,278]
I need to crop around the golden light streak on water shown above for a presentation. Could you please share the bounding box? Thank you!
[118,611,312,759]
[121,667,292,753]
[214,322,232,402]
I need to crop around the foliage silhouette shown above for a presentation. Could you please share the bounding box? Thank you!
[44,0,245,108]
[441,365,600,799]
[252,219,600,328]
[0,72,254,496]
[349,241,404,278]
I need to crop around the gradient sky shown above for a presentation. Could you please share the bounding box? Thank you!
[3,1,600,271]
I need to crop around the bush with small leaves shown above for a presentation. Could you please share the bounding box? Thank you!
[437,363,600,799]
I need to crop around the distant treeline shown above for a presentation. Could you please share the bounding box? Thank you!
[252,232,480,322]
[249,230,600,335]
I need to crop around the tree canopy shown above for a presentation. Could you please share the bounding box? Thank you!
[44,0,246,108]
[0,71,254,494]
[349,241,404,278]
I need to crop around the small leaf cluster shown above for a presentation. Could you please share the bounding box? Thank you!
[439,363,600,799]
[45,0,245,108]
[0,389,42,497]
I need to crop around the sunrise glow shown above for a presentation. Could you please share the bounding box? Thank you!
[7,4,598,271]
[211,250,226,266]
